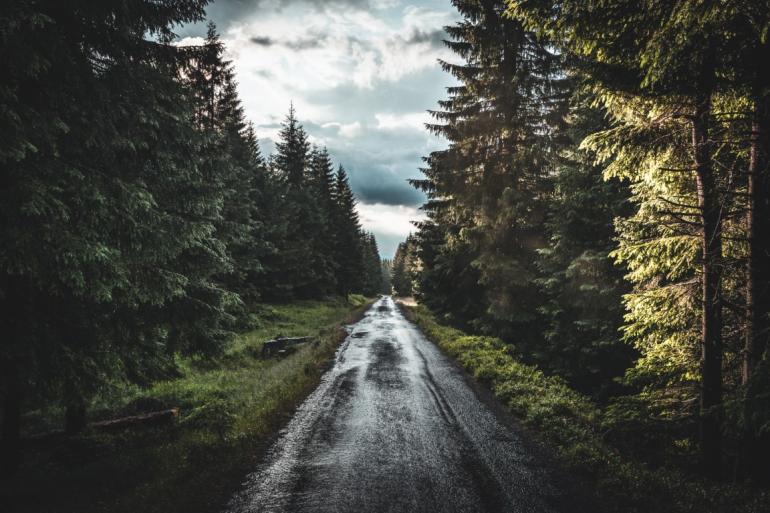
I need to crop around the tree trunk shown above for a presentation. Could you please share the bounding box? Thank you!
[0,361,21,477]
[743,100,770,386]
[741,50,770,483]
[692,92,723,479]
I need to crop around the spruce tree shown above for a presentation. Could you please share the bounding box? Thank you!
[511,0,732,475]
[308,147,339,295]
[332,166,364,295]
[360,233,383,296]
[0,0,220,472]
[269,106,333,298]
[416,0,562,343]
[535,98,634,394]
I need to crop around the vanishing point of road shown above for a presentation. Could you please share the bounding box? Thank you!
[225,296,590,513]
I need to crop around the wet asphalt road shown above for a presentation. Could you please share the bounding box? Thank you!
[225,296,585,513]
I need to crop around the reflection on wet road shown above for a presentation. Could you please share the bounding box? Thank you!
[225,296,582,513]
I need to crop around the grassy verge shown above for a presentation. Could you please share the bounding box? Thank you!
[3,296,373,513]
[401,303,769,513]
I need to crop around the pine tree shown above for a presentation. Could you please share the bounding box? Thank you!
[274,104,310,188]
[391,235,420,298]
[380,259,393,295]
[332,166,364,295]
[0,0,219,472]
[511,0,738,476]
[307,146,339,295]
[411,151,488,329]
[359,233,382,296]
[535,97,634,394]
[269,106,333,298]
[415,0,563,344]
[189,23,269,307]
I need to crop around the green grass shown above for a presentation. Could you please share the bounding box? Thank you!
[3,297,373,513]
[401,304,770,513]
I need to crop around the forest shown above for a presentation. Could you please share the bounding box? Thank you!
[0,1,384,478]
[4,0,770,511]
[395,0,770,487]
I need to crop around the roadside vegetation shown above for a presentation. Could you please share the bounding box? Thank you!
[1,297,371,513]
[1,1,386,480]
[401,304,770,513]
[398,0,770,491]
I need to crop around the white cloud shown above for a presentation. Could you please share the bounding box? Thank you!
[357,203,425,237]
[321,121,363,138]
[375,112,431,132]
[178,1,459,256]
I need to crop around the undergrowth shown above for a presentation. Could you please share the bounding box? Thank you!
[3,297,373,513]
[402,304,769,513]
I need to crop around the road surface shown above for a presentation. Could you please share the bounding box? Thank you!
[226,296,588,513]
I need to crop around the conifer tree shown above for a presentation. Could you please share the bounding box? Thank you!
[360,233,383,296]
[269,106,333,297]
[0,0,220,472]
[510,0,738,476]
[535,98,634,394]
[308,146,339,294]
[417,0,563,345]
[332,166,364,295]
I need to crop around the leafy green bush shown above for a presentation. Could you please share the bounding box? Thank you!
[347,293,368,306]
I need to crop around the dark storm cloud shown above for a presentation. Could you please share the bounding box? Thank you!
[324,144,429,207]
[404,28,446,48]
[288,119,429,207]
[357,181,424,206]
[304,67,450,114]
[285,64,454,209]
[284,35,329,50]
[250,35,274,46]
[250,33,329,50]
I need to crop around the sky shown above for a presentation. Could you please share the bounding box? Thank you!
[178,0,460,259]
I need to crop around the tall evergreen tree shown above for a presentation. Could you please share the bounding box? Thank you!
[274,104,309,188]
[510,0,746,476]
[360,232,383,297]
[417,0,563,344]
[535,98,634,394]
[307,146,339,295]
[0,0,224,472]
[332,166,364,295]
[268,106,334,297]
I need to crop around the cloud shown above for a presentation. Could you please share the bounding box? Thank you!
[375,112,431,132]
[177,0,387,37]
[356,203,425,258]
[321,121,363,138]
[404,28,445,47]
[357,203,424,236]
[285,36,328,50]
[179,0,460,256]
[357,182,424,206]
[249,36,274,46]
[249,33,329,50]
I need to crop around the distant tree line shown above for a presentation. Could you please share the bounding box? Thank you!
[0,1,381,474]
[406,0,770,483]
[391,235,419,298]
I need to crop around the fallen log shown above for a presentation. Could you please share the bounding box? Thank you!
[25,408,181,442]
[261,336,312,358]
[90,408,180,431]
